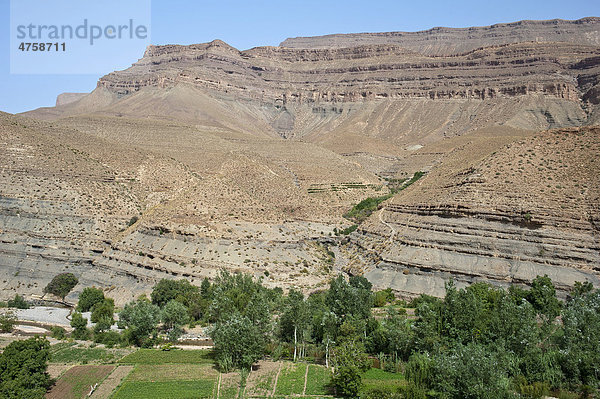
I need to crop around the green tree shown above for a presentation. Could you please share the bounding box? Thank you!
[200,277,212,299]
[0,337,51,399]
[77,287,104,312]
[331,336,370,398]
[383,307,414,361]
[210,315,264,372]
[7,294,29,309]
[160,299,190,341]
[70,311,89,340]
[527,275,561,322]
[279,288,310,361]
[245,291,272,339]
[321,311,338,368]
[151,279,199,307]
[151,279,208,320]
[428,343,514,399]
[91,298,115,324]
[571,281,594,298]
[44,273,78,300]
[326,275,373,322]
[0,311,17,333]
[560,288,600,387]
[119,299,160,347]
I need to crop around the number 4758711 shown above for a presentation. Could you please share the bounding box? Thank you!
[18,42,66,51]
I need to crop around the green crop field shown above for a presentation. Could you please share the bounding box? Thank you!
[360,367,405,392]
[112,380,215,399]
[119,348,213,364]
[127,364,218,382]
[274,362,307,396]
[305,364,331,395]
[49,342,131,364]
[111,361,218,399]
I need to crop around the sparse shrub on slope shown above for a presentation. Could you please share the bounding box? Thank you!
[44,272,78,300]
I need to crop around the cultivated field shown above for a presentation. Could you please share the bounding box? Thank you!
[45,344,403,398]
[46,365,114,399]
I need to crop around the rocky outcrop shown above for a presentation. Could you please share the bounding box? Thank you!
[55,93,87,107]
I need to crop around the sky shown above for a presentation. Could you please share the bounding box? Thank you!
[0,0,599,114]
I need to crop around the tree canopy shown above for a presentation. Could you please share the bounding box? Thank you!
[0,337,51,399]
[77,287,104,312]
[44,273,78,300]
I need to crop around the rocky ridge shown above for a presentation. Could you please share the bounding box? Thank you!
[281,17,600,55]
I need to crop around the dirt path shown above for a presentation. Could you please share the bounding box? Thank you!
[271,362,282,397]
[89,365,133,399]
[378,208,396,241]
[216,372,222,398]
[302,363,309,396]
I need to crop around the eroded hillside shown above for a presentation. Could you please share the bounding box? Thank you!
[346,126,600,297]
[3,18,600,301]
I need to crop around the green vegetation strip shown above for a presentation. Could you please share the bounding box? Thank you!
[304,364,331,395]
[112,380,214,399]
[344,171,424,223]
[50,342,129,364]
[274,363,307,396]
[360,368,405,393]
[119,349,213,364]
[127,364,217,382]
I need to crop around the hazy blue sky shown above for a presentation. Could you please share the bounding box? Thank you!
[1,0,599,114]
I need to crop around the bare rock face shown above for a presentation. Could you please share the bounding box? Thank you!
[281,17,600,55]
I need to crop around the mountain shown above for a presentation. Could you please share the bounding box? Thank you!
[4,18,600,302]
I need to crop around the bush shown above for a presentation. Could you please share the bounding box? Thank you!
[93,331,121,348]
[91,298,114,324]
[419,343,514,399]
[127,216,139,226]
[374,289,395,307]
[0,311,17,333]
[401,383,428,399]
[51,326,66,340]
[344,195,393,223]
[361,387,403,399]
[517,380,550,399]
[7,294,29,309]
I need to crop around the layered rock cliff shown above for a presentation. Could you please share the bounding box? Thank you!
[344,126,600,298]
[281,17,600,55]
